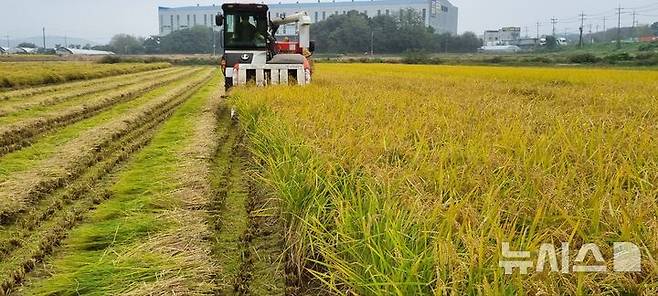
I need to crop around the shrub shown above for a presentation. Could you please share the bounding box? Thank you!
[486,56,505,64]
[98,55,122,64]
[401,49,430,64]
[638,41,658,52]
[635,52,656,60]
[604,52,633,64]
[525,56,554,64]
[568,53,601,64]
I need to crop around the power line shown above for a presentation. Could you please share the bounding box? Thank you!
[551,18,558,36]
[578,12,586,48]
[536,22,541,38]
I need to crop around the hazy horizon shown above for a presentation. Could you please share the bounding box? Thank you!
[1,0,657,44]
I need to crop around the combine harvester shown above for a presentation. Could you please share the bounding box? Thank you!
[215,3,315,90]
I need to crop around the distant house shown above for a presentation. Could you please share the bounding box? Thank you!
[516,38,539,50]
[483,27,521,46]
[478,45,522,53]
[640,35,658,42]
[0,46,8,54]
[56,47,115,56]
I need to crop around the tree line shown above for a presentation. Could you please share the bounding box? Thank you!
[94,9,479,55]
[93,27,221,55]
[311,9,481,54]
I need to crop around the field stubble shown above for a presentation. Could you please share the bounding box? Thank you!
[0,68,215,294]
[0,67,202,156]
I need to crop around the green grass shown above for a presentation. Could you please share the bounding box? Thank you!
[22,72,221,295]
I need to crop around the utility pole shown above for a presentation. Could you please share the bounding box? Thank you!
[42,27,46,49]
[370,31,374,56]
[589,24,593,44]
[524,26,529,38]
[536,22,541,39]
[551,18,558,37]
[578,12,586,48]
[4,35,9,48]
[631,10,637,38]
[212,28,216,56]
[64,34,68,48]
[616,5,623,49]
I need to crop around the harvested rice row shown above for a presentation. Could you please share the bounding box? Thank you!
[0,76,218,295]
[19,73,222,295]
[0,110,166,262]
[0,65,171,101]
[0,69,214,224]
[0,62,170,90]
[0,67,201,156]
[0,67,184,116]
[0,71,216,295]
[0,82,199,257]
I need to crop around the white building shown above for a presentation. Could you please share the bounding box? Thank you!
[158,0,458,36]
[9,47,38,54]
[0,46,8,55]
[483,27,521,46]
[56,48,115,56]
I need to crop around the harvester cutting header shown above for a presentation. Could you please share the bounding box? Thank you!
[215,3,315,90]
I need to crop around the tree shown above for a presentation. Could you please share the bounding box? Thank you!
[159,26,218,54]
[91,44,114,52]
[143,36,161,54]
[651,22,658,36]
[311,12,371,53]
[310,9,479,54]
[17,42,37,48]
[109,34,145,54]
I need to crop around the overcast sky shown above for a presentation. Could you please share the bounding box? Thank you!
[1,0,657,43]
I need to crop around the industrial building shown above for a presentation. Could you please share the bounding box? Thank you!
[158,0,458,36]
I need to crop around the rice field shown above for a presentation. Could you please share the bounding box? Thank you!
[231,63,658,295]
[0,61,656,295]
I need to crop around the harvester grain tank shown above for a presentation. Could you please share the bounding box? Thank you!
[215,3,315,90]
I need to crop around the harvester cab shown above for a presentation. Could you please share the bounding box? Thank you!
[216,3,315,91]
